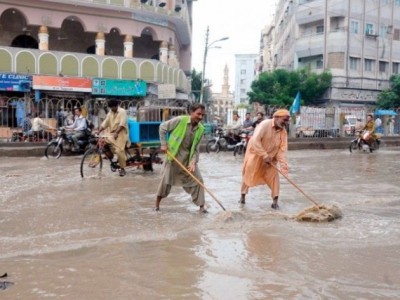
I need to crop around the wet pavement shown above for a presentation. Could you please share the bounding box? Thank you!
[1,148,400,299]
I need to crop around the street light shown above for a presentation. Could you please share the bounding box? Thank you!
[199,26,229,105]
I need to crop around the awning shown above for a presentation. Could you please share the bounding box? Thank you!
[375,109,398,116]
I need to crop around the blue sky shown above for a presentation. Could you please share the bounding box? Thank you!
[191,0,275,92]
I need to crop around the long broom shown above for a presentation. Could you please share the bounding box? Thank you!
[271,164,342,222]
[166,150,226,211]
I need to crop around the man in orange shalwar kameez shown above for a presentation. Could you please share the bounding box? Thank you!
[239,109,291,209]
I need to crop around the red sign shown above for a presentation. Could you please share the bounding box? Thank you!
[33,76,92,92]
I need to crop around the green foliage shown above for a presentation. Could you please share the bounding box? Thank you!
[191,69,202,102]
[191,68,212,103]
[377,75,400,109]
[248,68,332,107]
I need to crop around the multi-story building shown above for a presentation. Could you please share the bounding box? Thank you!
[260,0,400,107]
[0,0,194,130]
[256,24,275,75]
[210,64,234,123]
[234,53,257,105]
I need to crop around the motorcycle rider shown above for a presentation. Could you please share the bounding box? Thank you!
[225,112,242,144]
[245,112,265,131]
[362,114,377,149]
[65,106,88,151]
[243,113,253,129]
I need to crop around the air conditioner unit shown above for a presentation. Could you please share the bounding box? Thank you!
[367,29,375,35]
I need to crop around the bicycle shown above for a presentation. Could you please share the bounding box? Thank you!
[80,135,163,178]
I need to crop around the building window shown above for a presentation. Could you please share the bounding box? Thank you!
[350,21,359,34]
[349,57,360,70]
[316,25,324,34]
[382,0,389,4]
[240,69,246,74]
[379,61,388,73]
[393,62,400,74]
[396,0,400,5]
[365,23,375,35]
[240,79,246,84]
[365,59,375,72]
[316,59,323,69]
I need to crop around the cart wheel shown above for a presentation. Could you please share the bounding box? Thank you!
[81,148,103,178]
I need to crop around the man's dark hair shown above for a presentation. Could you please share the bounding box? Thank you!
[257,112,264,117]
[189,103,205,112]
[74,106,82,112]
[108,99,119,108]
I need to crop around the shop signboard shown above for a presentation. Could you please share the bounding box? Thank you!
[92,78,147,96]
[32,76,92,92]
[0,73,32,92]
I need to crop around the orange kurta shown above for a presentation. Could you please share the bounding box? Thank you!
[241,119,288,198]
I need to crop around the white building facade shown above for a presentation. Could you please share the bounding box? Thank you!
[234,54,257,105]
[259,0,400,107]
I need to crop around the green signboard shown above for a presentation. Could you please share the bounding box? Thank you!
[92,78,147,96]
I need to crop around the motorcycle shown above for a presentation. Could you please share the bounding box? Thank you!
[349,130,380,153]
[45,127,93,158]
[11,130,53,142]
[206,128,241,153]
[233,130,251,156]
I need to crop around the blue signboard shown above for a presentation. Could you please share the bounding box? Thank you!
[0,73,32,92]
[92,78,147,96]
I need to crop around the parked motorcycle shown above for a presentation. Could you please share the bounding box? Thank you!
[45,127,93,158]
[233,130,251,156]
[11,130,53,142]
[349,130,380,153]
[205,128,241,153]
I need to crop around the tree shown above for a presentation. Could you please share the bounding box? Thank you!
[191,69,202,102]
[191,69,211,104]
[377,75,400,109]
[248,68,332,107]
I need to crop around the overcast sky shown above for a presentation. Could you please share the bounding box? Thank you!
[191,0,275,92]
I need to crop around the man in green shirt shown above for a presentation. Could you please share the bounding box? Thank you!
[154,103,207,213]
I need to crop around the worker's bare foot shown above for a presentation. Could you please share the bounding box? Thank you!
[239,194,246,204]
[153,206,160,212]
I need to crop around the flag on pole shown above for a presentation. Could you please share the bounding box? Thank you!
[290,91,301,115]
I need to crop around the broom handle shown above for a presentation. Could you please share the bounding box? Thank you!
[166,150,226,211]
[271,164,320,207]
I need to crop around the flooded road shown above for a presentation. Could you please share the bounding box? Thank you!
[1,148,400,299]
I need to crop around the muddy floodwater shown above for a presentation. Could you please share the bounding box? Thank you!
[1,148,400,299]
